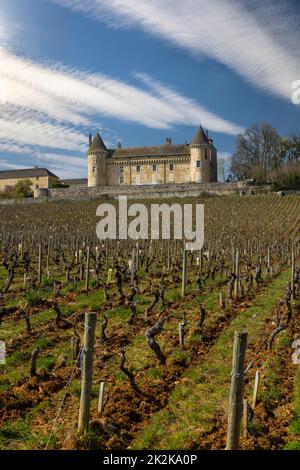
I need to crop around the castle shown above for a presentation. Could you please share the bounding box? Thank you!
[87,125,217,187]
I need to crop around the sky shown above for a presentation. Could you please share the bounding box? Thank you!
[0,0,299,179]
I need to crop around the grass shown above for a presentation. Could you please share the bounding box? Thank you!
[126,286,220,373]
[259,355,285,409]
[69,379,81,397]
[36,337,55,349]
[38,354,56,371]
[1,309,54,342]
[131,269,292,450]
[285,355,300,450]
[2,423,56,450]
[0,418,42,450]
[146,367,163,379]
[0,262,290,450]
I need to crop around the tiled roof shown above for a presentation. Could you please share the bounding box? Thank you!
[191,126,210,145]
[0,168,59,180]
[110,144,190,158]
[89,132,107,151]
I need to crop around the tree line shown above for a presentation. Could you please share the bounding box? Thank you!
[230,123,300,189]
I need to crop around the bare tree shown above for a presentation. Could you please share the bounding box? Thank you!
[231,123,281,182]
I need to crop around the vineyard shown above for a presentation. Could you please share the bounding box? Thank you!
[0,194,300,450]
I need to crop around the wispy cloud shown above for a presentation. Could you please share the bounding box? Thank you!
[0,45,243,177]
[0,108,87,151]
[135,73,241,135]
[36,153,86,168]
[51,0,300,102]
[34,153,87,178]
[0,159,30,170]
[0,47,243,133]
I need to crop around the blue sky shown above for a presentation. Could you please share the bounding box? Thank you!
[0,0,299,179]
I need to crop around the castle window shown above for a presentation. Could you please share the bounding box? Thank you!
[136,165,141,173]
[119,165,125,184]
[196,160,201,168]
[92,166,96,174]
[152,164,157,172]
[204,149,208,160]
[169,163,174,171]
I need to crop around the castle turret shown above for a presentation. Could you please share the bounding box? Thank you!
[87,132,108,187]
[190,126,217,183]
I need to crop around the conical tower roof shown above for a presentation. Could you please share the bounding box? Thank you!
[89,132,107,151]
[191,126,210,145]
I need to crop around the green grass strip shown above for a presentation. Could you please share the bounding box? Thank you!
[132,270,291,450]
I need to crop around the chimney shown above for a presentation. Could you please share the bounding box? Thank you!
[165,138,172,145]
[118,141,122,148]
[89,134,92,147]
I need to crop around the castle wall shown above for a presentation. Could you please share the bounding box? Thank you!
[211,148,218,182]
[87,133,217,187]
[106,159,190,185]
[106,164,119,185]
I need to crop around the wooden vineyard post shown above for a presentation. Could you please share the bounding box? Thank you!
[38,243,42,285]
[30,348,39,377]
[231,242,235,273]
[130,248,135,287]
[85,246,90,293]
[18,242,23,258]
[98,381,106,414]
[105,243,108,268]
[234,249,240,299]
[78,312,97,434]
[219,292,225,309]
[242,398,248,438]
[181,249,187,298]
[199,248,203,274]
[178,321,185,349]
[251,370,260,410]
[79,249,83,281]
[136,242,139,271]
[225,330,247,450]
[46,236,52,275]
[256,241,260,267]
[20,241,23,257]
[291,247,295,300]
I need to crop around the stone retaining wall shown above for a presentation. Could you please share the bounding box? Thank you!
[47,182,268,200]
[0,182,275,205]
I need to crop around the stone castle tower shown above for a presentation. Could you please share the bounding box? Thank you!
[87,125,217,187]
[190,126,218,183]
[87,132,108,187]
